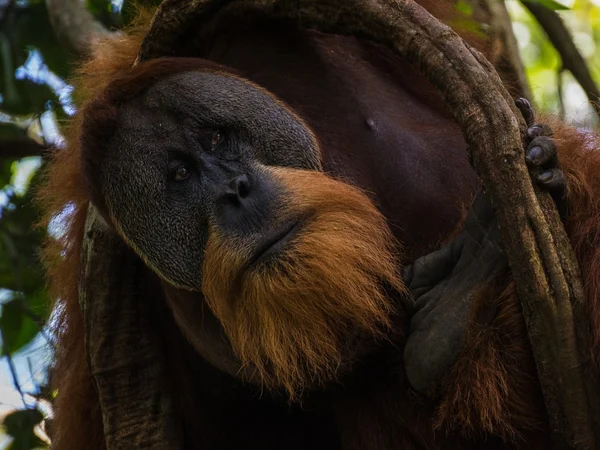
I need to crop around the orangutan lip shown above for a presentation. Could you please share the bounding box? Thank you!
[248,219,304,268]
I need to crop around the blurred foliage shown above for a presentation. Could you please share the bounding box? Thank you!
[0,1,67,115]
[0,1,126,446]
[2,409,44,450]
[508,0,600,126]
[0,0,598,448]
[531,0,571,10]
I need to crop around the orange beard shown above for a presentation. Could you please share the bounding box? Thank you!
[202,167,405,400]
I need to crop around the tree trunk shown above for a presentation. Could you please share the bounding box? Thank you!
[468,0,532,101]
[45,0,115,56]
[80,207,183,448]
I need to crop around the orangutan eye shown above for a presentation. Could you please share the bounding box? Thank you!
[211,131,223,149]
[173,164,190,182]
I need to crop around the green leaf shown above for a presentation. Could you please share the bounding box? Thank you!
[522,0,570,11]
[0,158,16,188]
[456,0,473,16]
[0,227,46,299]
[0,166,48,301]
[0,34,22,110]
[0,298,40,355]
[3,408,46,450]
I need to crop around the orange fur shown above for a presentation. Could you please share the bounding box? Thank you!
[550,120,600,366]
[203,167,404,399]
[436,279,547,445]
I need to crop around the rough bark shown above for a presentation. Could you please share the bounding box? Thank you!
[45,0,115,57]
[80,207,183,448]
[522,1,600,121]
[469,0,532,101]
[137,0,597,447]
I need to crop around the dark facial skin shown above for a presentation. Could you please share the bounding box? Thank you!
[88,70,325,379]
[100,71,321,290]
[93,69,405,388]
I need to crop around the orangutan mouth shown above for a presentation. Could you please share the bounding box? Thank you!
[248,219,304,267]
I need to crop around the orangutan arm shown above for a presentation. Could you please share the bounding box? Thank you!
[402,99,565,397]
[402,188,507,396]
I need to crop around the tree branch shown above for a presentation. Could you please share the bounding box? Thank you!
[522,1,600,120]
[80,207,183,448]
[469,0,532,101]
[45,0,115,57]
[137,0,598,447]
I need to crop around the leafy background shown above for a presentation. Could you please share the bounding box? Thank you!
[0,0,598,448]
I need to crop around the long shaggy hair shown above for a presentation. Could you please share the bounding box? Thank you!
[202,167,405,399]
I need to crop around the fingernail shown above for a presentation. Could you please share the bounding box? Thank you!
[527,126,542,138]
[527,146,543,163]
[516,98,531,109]
[538,170,553,183]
